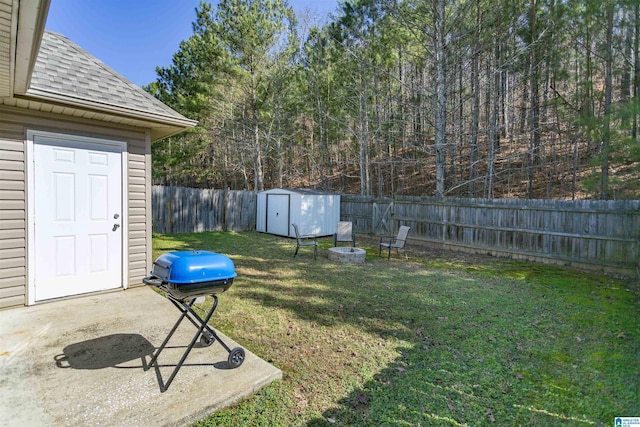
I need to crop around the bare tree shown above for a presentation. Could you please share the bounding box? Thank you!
[434,0,447,199]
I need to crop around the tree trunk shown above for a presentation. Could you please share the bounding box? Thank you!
[488,44,500,199]
[434,0,447,199]
[634,0,640,141]
[528,0,540,199]
[251,70,264,192]
[359,69,371,196]
[275,101,284,189]
[468,0,480,198]
[601,3,613,200]
[622,8,632,128]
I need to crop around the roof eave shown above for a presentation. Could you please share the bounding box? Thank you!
[14,90,198,142]
[23,88,197,128]
[13,0,50,94]
[150,125,196,142]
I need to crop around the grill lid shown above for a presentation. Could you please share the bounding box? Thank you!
[152,250,236,284]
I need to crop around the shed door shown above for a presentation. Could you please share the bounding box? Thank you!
[266,194,290,236]
[33,136,123,301]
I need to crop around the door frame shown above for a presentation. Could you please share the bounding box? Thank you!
[26,130,128,305]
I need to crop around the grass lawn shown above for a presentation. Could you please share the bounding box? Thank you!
[152,231,639,426]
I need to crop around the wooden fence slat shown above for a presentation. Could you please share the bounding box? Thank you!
[151,186,257,234]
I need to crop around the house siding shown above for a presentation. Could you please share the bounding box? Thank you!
[0,105,152,309]
[0,122,27,309]
[127,142,151,284]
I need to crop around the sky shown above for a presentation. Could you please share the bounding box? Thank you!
[44,0,339,88]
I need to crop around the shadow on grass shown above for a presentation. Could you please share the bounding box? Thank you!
[304,333,633,426]
[155,231,640,426]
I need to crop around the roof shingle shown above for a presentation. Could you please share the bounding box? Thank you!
[28,31,193,126]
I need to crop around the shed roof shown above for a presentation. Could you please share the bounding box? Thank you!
[260,188,338,196]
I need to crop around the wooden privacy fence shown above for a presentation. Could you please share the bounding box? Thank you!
[340,195,640,275]
[151,186,256,234]
[152,186,640,275]
[391,196,639,276]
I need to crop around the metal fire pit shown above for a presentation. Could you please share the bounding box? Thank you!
[143,250,244,392]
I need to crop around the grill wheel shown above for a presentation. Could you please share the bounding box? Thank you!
[228,347,245,368]
[200,333,214,347]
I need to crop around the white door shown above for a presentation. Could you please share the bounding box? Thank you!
[266,194,290,236]
[32,135,123,301]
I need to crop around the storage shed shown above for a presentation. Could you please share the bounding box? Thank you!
[256,189,340,238]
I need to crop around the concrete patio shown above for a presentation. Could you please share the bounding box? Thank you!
[0,287,281,426]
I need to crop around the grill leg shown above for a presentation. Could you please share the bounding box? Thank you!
[179,298,233,353]
[146,298,196,370]
[149,296,223,392]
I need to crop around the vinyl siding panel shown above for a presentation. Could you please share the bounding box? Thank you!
[129,222,146,232]
[0,170,25,181]
[0,248,24,298]
[0,238,25,249]
[0,160,24,171]
[0,248,25,259]
[129,237,146,247]
[129,260,147,270]
[2,150,23,161]
[0,286,26,299]
[0,120,26,307]
[0,210,24,220]
[0,276,25,288]
[0,140,24,151]
[0,295,25,309]
[0,257,24,269]
[130,168,145,178]
[0,190,24,199]
[0,219,25,230]
[130,176,145,186]
[130,199,146,209]
[0,180,24,191]
[0,200,25,210]
[127,135,150,287]
[1,229,25,239]
[129,230,146,240]
[0,106,152,308]
[129,184,146,194]
[129,252,146,262]
[0,267,25,279]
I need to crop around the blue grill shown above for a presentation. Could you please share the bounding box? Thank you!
[142,250,244,392]
[144,250,236,299]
